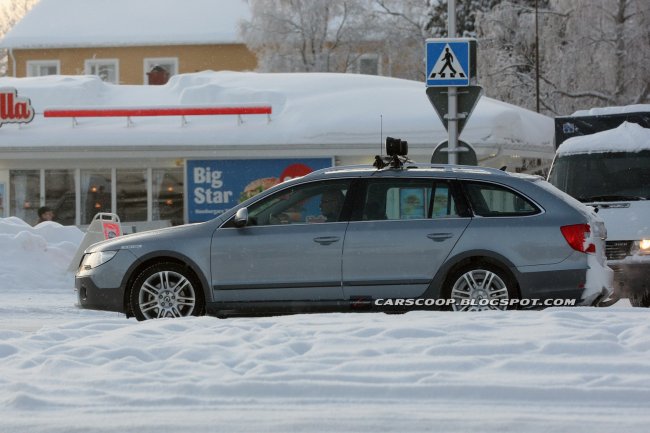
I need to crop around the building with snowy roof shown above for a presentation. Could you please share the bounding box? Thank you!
[0,0,257,84]
[0,72,554,227]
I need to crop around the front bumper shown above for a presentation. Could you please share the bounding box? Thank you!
[607,258,650,298]
[74,249,138,314]
[76,276,125,313]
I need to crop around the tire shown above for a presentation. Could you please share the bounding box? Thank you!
[443,262,518,311]
[130,262,205,321]
[630,291,650,308]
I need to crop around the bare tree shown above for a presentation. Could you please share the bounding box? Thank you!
[0,0,39,76]
[241,0,380,73]
[373,0,499,80]
[242,0,502,80]
[477,0,650,115]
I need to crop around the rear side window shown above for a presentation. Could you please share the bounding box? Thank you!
[464,182,539,217]
[359,179,461,221]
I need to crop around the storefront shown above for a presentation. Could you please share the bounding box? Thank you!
[0,71,556,229]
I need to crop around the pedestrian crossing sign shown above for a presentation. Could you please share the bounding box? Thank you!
[426,38,476,87]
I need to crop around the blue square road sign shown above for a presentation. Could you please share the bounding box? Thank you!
[426,38,476,87]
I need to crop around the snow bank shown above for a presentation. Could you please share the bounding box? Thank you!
[0,217,83,291]
[0,72,555,158]
[1,308,649,433]
[0,216,648,433]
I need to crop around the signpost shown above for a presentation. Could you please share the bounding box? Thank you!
[425,85,483,136]
[425,0,480,165]
[431,140,477,166]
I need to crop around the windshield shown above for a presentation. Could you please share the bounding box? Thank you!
[548,150,650,202]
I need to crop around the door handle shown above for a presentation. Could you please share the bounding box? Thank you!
[427,233,453,242]
[313,236,340,245]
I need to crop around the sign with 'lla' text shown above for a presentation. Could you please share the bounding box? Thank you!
[0,88,35,126]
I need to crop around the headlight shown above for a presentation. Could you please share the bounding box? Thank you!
[80,251,118,270]
[631,239,650,256]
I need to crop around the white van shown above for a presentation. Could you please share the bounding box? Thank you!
[548,121,650,306]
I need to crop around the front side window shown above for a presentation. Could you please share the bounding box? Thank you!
[359,179,459,221]
[85,59,119,84]
[464,182,539,217]
[244,181,350,226]
[27,60,60,77]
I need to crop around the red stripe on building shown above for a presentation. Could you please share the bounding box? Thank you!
[44,106,272,118]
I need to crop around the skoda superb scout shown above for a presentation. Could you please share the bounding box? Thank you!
[76,152,613,320]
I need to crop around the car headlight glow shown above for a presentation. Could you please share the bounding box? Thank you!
[81,250,118,270]
[632,239,650,256]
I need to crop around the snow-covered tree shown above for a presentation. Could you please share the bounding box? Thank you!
[369,0,500,80]
[0,0,38,75]
[477,0,650,115]
[241,0,380,73]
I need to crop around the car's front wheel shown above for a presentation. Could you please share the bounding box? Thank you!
[444,262,518,311]
[130,262,205,321]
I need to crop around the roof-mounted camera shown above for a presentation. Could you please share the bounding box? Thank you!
[374,136,410,169]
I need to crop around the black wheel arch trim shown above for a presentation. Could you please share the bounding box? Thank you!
[121,250,211,315]
[423,250,520,299]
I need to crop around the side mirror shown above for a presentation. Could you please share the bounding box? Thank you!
[233,207,249,228]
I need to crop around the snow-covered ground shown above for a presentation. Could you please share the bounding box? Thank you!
[1,218,649,433]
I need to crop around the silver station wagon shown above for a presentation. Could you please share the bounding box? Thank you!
[76,145,613,320]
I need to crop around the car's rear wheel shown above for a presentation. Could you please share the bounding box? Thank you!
[444,262,518,311]
[130,262,205,321]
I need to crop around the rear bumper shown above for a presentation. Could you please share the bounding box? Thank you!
[514,252,614,306]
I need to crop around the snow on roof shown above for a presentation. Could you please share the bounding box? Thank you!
[0,0,250,48]
[556,122,650,155]
[571,104,650,117]
[0,71,554,157]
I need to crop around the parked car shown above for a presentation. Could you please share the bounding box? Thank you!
[76,148,613,320]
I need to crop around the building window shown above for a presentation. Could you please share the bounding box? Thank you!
[85,59,119,84]
[26,60,60,77]
[152,168,184,226]
[10,170,40,224]
[81,169,111,225]
[117,169,147,222]
[45,169,76,226]
[358,54,380,75]
[144,58,178,85]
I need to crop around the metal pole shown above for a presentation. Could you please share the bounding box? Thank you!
[535,0,540,113]
[447,0,458,164]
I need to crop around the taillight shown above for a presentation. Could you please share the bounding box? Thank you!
[561,224,596,254]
